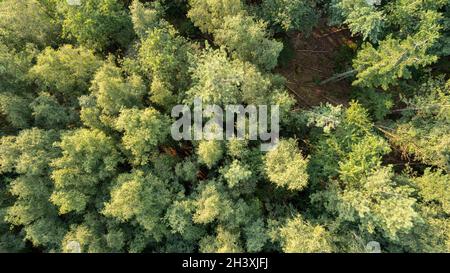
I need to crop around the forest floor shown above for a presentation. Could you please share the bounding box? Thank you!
[277,23,356,109]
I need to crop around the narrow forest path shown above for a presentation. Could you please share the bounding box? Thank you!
[277,23,355,109]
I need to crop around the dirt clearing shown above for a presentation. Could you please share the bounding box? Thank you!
[277,23,356,109]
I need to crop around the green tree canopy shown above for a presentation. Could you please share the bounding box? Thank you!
[214,14,283,70]
[58,0,133,51]
[187,0,244,34]
[115,108,171,166]
[0,0,60,49]
[103,169,173,239]
[272,215,333,253]
[264,139,309,191]
[50,129,121,214]
[30,45,103,101]
[259,0,319,34]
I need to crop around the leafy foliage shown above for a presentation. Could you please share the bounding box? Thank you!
[115,108,171,166]
[272,215,333,253]
[139,25,191,108]
[103,169,172,238]
[30,45,103,100]
[0,0,449,254]
[392,77,450,171]
[187,0,244,34]
[0,0,60,49]
[331,0,385,43]
[50,129,121,214]
[58,0,134,51]
[260,0,319,34]
[214,14,283,70]
[264,139,309,191]
[352,6,444,89]
[186,48,274,105]
[90,61,146,116]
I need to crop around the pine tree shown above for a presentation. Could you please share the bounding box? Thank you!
[214,14,283,70]
[264,139,309,191]
[115,108,171,166]
[103,169,173,239]
[30,45,103,101]
[50,129,121,214]
[331,0,385,43]
[353,10,442,89]
[273,215,333,253]
[260,0,318,34]
[0,0,60,49]
[58,0,133,51]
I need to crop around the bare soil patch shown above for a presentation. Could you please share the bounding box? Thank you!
[277,23,356,108]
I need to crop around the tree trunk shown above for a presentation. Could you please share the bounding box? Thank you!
[319,69,358,85]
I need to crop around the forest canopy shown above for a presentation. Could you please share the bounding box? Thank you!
[0,0,449,253]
